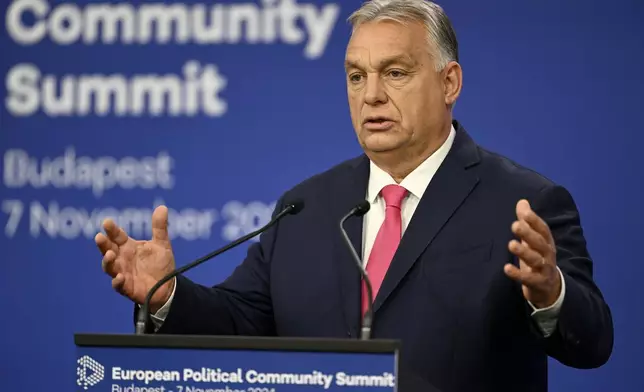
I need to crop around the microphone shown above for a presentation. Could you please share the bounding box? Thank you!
[135,199,305,335]
[339,200,373,340]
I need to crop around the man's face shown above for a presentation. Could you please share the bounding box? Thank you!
[345,20,451,160]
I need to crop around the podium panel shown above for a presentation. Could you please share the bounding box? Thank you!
[75,334,399,392]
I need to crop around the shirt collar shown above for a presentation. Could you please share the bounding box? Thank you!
[366,124,456,202]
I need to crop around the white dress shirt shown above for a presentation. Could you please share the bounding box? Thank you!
[150,124,565,337]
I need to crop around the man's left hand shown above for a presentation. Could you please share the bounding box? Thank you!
[504,199,562,309]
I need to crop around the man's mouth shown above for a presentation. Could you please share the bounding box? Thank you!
[363,116,395,130]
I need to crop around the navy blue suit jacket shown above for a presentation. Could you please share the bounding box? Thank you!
[148,121,613,391]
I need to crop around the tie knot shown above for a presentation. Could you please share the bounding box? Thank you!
[381,184,408,208]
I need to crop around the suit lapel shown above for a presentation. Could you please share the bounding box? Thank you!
[331,155,370,337]
[372,125,482,313]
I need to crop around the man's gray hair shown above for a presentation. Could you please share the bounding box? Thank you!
[348,0,459,71]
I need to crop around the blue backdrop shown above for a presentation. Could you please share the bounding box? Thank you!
[1,0,642,390]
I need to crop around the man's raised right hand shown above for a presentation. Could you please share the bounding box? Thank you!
[95,205,176,314]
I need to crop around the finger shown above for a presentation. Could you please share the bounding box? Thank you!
[102,250,117,277]
[112,273,126,294]
[503,263,542,287]
[516,200,555,247]
[103,218,129,246]
[511,220,551,256]
[508,239,545,269]
[95,232,118,256]
[151,205,170,244]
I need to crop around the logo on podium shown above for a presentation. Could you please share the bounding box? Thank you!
[77,355,105,390]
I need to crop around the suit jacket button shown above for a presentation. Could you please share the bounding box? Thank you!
[567,333,580,345]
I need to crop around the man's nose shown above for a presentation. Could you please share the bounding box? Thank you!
[364,74,387,105]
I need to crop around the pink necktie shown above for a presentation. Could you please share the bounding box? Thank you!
[362,184,408,316]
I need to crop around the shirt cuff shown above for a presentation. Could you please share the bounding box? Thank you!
[528,267,566,337]
[142,278,177,331]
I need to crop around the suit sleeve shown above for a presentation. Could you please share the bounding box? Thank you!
[531,184,614,368]
[134,197,286,336]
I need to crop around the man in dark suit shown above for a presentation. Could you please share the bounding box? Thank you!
[96,1,613,391]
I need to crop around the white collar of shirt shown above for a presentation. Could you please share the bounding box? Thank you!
[366,124,457,203]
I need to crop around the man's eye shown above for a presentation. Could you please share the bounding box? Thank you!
[349,74,363,83]
[388,70,406,78]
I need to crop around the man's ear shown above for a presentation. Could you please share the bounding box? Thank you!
[443,61,463,106]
